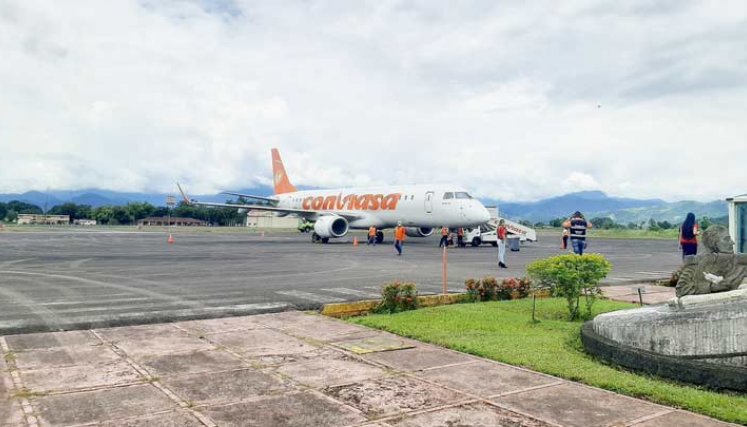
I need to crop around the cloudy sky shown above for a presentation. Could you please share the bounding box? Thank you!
[1,0,745,202]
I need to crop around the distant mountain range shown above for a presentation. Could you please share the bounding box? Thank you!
[0,189,728,224]
[490,191,727,224]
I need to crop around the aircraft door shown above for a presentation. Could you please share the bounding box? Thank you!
[424,191,434,214]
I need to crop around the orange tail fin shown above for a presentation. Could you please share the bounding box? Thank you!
[271,148,297,194]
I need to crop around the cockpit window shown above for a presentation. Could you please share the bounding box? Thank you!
[455,192,472,199]
[443,192,454,200]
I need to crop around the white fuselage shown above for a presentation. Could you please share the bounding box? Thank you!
[275,184,491,229]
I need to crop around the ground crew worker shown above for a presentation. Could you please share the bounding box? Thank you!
[367,226,377,246]
[497,219,508,268]
[394,221,406,256]
[439,226,449,248]
[457,227,465,248]
[562,211,592,255]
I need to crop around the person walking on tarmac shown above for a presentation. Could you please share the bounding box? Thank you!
[439,226,449,248]
[457,227,465,248]
[394,221,406,256]
[563,211,592,255]
[367,226,377,246]
[497,219,508,268]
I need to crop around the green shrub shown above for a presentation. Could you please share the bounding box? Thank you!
[464,276,533,302]
[527,253,612,320]
[374,281,419,313]
[498,277,532,300]
[464,278,479,302]
[479,276,498,301]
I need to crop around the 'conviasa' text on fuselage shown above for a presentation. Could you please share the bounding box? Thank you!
[301,193,401,211]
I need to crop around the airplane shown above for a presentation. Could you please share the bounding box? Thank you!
[178,149,491,243]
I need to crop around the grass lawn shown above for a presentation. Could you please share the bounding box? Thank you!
[351,298,747,425]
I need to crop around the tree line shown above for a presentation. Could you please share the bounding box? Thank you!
[0,200,247,226]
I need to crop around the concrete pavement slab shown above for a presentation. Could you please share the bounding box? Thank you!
[263,313,371,341]
[5,330,99,351]
[386,402,553,427]
[206,328,318,356]
[326,374,470,418]
[494,382,664,427]
[202,390,366,427]
[20,360,143,393]
[94,324,182,342]
[32,384,176,426]
[97,410,205,427]
[417,360,559,398]
[12,345,121,370]
[602,285,676,305]
[0,368,25,427]
[250,347,343,368]
[362,346,474,371]
[334,335,416,355]
[96,325,215,358]
[276,356,386,388]
[631,410,738,427]
[177,315,269,335]
[139,349,246,377]
[160,367,291,406]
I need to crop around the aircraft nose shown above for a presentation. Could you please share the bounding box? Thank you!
[476,205,491,223]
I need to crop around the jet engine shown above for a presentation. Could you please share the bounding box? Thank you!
[313,215,349,238]
[405,227,434,237]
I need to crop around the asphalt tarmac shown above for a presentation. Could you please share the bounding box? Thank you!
[0,229,682,334]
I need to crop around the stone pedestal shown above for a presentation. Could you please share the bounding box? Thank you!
[582,289,747,391]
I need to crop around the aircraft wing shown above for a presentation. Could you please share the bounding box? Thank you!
[221,191,279,203]
[176,184,363,221]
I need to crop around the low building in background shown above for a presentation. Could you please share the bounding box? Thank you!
[17,214,70,225]
[727,194,747,254]
[246,211,300,229]
[137,217,206,227]
[73,219,97,226]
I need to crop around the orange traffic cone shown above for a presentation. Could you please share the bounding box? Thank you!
[167,234,175,244]
[353,237,359,246]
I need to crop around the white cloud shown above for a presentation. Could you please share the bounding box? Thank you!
[0,0,745,201]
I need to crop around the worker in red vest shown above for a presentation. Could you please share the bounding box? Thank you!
[457,227,465,248]
[497,219,508,268]
[439,226,449,248]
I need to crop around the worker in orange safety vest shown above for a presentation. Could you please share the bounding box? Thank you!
[457,227,465,248]
[393,222,406,255]
[439,226,449,248]
[367,226,377,246]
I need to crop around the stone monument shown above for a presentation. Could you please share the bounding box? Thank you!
[675,225,747,297]
[582,226,747,391]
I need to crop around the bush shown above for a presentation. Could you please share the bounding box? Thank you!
[374,281,419,314]
[527,253,612,320]
[464,276,533,301]
[498,277,532,300]
[479,276,498,301]
[465,278,480,302]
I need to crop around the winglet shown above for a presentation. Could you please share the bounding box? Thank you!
[176,182,191,204]
[271,148,297,194]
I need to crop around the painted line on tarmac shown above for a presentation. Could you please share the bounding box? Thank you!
[320,288,381,299]
[69,258,92,269]
[275,290,345,304]
[0,259,34,269]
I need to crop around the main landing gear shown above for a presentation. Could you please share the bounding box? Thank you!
[311,232,329,244]
[376,231,384,244]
